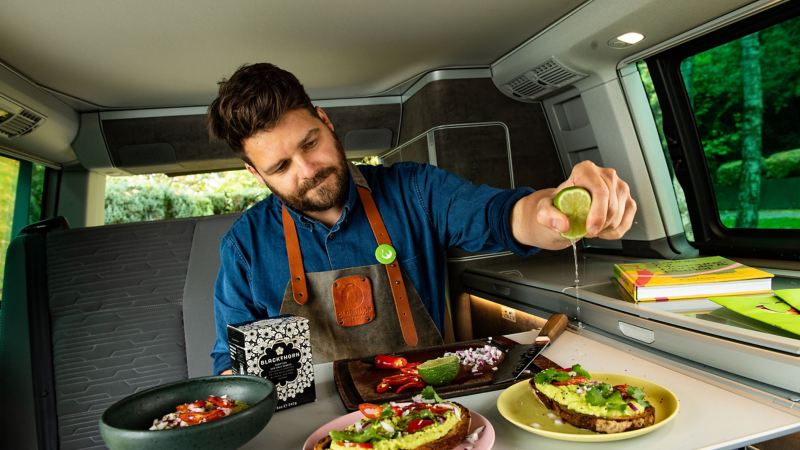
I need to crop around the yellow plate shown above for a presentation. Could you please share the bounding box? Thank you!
[496,373,679,442]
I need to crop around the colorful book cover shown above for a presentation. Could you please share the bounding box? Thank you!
[708,289,800,336]
[613,256,774,301]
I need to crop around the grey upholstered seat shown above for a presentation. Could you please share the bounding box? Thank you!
[0,213,239,449]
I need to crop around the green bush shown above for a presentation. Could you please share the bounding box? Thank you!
[716,160,744,186]
[764,148,800,179]
[715,148,800,186]
[104,172,268,224]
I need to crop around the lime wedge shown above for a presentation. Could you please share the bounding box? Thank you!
[552,186,592,240]
[417,355,460,386]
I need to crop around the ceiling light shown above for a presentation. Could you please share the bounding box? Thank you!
[607,32,645,48]
[617,32,645,44]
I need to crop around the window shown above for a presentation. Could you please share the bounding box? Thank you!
[104,169,267,224]
[644,1,800,259]
[680,19,800,230]
[0,155,46,299]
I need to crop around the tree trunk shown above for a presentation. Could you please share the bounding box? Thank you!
[736,33,763,228]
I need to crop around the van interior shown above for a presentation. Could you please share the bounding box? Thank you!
[1,0,798,449]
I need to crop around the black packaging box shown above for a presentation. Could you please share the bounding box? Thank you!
[227,314,315,411]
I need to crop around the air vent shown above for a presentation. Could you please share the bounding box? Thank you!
[503,57,586,101]
[0,94,46,138]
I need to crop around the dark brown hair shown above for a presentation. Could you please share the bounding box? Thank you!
[207,63,317,162]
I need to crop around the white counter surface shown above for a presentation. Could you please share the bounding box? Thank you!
[244,329,800,450]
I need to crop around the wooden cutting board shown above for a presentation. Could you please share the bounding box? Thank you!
[333,336,560,410]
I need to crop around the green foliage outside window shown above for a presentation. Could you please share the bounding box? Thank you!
[105,169,268,224]
[104,157,381,225]
[0,156,20,298]
[641,16,800,230]
[29,163,44,223]
[681,18,800,229]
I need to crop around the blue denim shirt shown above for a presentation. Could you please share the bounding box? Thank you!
[211,162,538,374]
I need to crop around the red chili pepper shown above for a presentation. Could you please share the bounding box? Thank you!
[359,403,383,419]
[337,442,374,448]
[206,395,234,408]
[375,381,391,393]
[381,374,418,385]
[552,376,589,386]
[395,380,426,394]
[406,419,434,433]
[399,367,419,375]
[203,409,227,422]
[428,405,451,414]
[374,355,408,369]
[179,412,208,425]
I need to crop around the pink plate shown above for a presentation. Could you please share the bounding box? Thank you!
[303,409,495,450]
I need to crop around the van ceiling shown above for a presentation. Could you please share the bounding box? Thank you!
[0,0,584,110]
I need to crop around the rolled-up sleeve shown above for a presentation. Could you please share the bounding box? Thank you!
[409,163,540,256]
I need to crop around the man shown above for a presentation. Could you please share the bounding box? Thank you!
[207,63,636,375]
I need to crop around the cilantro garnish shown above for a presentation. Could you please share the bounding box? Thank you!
[585,383,645,411]
[626,386,651,408]
[571,364,590,379]
[380,404,395,419]
[421,385,443,403]
[330,425,379,443]
[533,368,570,384]
[533,364,592,385]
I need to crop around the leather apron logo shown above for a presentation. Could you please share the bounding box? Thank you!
[332,275,375,327]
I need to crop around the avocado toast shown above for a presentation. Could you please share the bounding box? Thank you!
[314,388,471,450]
[530,365,655,434]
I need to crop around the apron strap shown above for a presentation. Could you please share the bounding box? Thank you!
[282,206,309,305]
[356,186,419,347]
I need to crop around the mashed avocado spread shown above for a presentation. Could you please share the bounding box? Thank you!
[330,412,458,450]
[533,365,649,418]
[534,382,645,418]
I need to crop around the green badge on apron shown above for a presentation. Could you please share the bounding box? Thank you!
[375,244,397,265]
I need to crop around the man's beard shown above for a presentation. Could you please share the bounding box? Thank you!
[267,137,349,213]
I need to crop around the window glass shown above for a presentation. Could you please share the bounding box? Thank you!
[0,156,20,298]
[679,17,800,229]
[29,163,45,223]
[104,169,267,224]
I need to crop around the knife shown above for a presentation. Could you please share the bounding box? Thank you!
[493,313,569,384]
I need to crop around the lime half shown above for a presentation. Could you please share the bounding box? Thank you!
[552,186,592,240]
[417,355,460,386]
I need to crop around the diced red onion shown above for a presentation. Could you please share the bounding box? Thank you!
[628,402,639,412]
[380,421,395,433]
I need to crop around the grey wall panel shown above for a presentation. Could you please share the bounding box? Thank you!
[399,78,562,189]
[434,126,511,188]
[324,104,400,150]
[46,220,195,449]
[101,115,242,175]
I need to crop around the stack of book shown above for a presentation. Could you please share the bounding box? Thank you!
[613,256,774,302]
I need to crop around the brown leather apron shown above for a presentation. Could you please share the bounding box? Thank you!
[279,166,443,363]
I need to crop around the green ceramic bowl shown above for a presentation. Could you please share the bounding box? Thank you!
[99,375,277,450]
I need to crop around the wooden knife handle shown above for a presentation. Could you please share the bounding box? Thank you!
[535,313,569,345]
